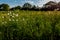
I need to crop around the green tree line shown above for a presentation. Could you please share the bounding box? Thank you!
[0,1,60,11]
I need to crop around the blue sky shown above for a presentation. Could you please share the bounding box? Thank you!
[0,0,60,8]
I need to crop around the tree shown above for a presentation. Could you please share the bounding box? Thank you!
[41,1,57,11]
[0,4,10,11]
[22,3,32,10]
[15,6,21,9]
[10,6,21,10]
[31,5,40,11]
[57,2,60,10]
[31,5,36,10]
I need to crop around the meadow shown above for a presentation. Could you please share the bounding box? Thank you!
[0,10,60,40]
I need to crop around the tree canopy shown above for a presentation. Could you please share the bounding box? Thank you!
[0,1,60,11]
[22,3,32,10]
[10,6,21,10]
[0,4,10,11]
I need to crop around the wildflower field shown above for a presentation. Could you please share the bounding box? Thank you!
[0,10,60,40]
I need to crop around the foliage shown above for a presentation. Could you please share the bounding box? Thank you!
[0,4,10,11]
[1,1,60,11]
[0,11,60,40]
[10,6,21,10]
[22,3,32,9]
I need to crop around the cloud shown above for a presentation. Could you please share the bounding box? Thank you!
[10,0,60,7]
[1,0,60,7]
[34,0,60,7]
[25,1,34,4]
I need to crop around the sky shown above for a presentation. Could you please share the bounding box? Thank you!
[0,0,60,8]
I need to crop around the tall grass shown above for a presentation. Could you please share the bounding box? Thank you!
[0,10,60,40]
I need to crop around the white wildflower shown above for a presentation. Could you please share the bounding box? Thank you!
[7,13,10,15]
[23,18,25,21]
[9,19,11,21]
[12,16,15,18]
[16,14,18,17]
[16,19,18,21]
[2,16,4,18]
[13,13,15,15]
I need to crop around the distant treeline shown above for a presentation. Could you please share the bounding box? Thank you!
[0,1,60,11]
